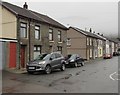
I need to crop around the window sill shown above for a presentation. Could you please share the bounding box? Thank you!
[49,41,54,43]
[58,42,62,43]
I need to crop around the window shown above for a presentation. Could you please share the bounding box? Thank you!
[35,25,40,40]
[34,45,41,52]
[90,38,92,45]
[57,46,62,54]
[67,38,71,46]
[100,49,102,55]
[34,45,41,59]
[49,29,53,41]
[94,39,97,46]
[90,49,92,58]
[20,23,27,38]
[58,30,62,42]
[87,38,89,45]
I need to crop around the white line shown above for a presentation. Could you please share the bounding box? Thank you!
[109,72,117,81]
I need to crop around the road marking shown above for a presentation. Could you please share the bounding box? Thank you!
[109,72,120,81]
[109,72,117,80]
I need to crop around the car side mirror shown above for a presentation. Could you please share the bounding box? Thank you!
[50,57,53,60]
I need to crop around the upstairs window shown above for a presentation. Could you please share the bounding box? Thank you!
[87,37,89,45]
[67,38,71,46]
[35,25,40,40]
[49,28,53,41]
[58,30,62,42]
[20,23,27,38]
[90,38,92,46]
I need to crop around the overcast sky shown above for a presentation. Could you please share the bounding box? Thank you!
[3,1,118,38]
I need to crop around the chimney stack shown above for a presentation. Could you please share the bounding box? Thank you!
[89,28,92,33]
[23,2,28,9]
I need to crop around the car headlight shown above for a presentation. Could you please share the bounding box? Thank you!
[70,59,74,62]
[38,61,45,65]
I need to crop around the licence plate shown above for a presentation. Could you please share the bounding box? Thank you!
[29,67,35,69]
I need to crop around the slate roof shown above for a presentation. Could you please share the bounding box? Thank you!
[70,27,105,40]
[2,2,68,30]
[107,38,120,43]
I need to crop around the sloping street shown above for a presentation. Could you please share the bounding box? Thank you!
[2,57,118,93]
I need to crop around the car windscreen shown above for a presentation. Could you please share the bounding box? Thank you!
[34,54,47,60]
[43,54,51,60]
[69,55,76,60]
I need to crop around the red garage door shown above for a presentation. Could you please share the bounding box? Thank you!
[9,42,16,68]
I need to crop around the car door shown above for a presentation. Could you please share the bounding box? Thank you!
[50,53,58,69]
[55,53,63,68]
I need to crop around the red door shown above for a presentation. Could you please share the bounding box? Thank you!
[9,42,16,68]
[20,46,25,68]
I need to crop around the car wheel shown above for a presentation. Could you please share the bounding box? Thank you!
[27,71,34,74]
[81,62,84,66]
[45,65,52,74]
[74,62,78,67]
[61,64,65,71]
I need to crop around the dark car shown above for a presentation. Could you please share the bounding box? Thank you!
[113,52,118,56]
[117,49,120,56]
[65,54,85,67]
[103,53,112,59]
[26,52,66,74]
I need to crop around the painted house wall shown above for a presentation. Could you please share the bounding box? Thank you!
[67,28,87,59]
[1,7,17,39]
[106,40,110,54]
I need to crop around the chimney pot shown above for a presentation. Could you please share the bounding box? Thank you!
[97,33,100,35]
[89,28,92,33]
[23,2,28,9]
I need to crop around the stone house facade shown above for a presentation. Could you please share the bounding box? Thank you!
[67,27,104,60]
[1,2,68,69]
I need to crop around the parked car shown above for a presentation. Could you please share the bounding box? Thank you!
[113,52,118,56]
[26,52,66,74]
[103,54,112,59]
[65,54,85,67]
[117,48,120,56]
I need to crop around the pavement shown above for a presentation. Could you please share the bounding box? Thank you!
[4,57,104,74]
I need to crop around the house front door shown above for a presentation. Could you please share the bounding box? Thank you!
[20,46,26,68]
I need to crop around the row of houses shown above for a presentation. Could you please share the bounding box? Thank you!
[67,27,119,60]
[0,2,119,70]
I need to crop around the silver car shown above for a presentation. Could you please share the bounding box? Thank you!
[26,52,66,74]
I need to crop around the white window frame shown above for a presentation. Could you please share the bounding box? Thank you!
[35,25,40,40]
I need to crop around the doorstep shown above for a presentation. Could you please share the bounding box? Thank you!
[5,68,27,74]
[85,57,103,64]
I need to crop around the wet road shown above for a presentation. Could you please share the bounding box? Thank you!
[2,57,118,93]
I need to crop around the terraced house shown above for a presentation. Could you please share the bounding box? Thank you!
[1,2,68,70]
[67,27,104,60]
